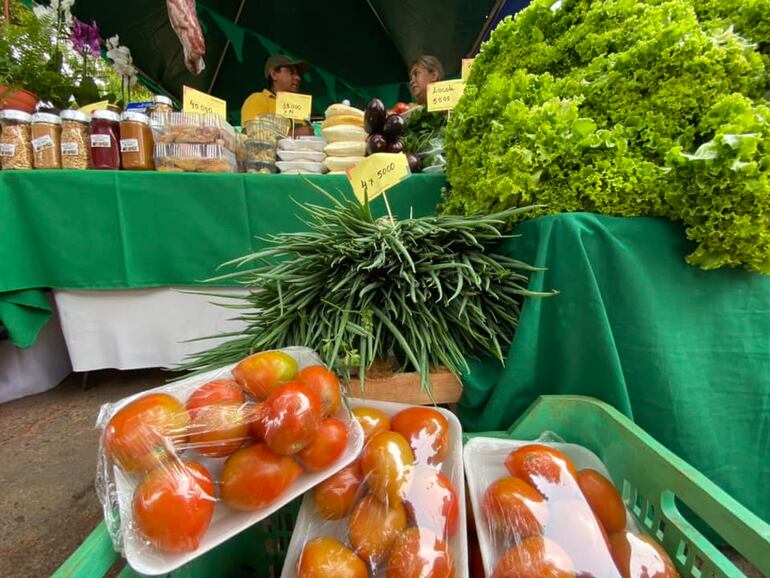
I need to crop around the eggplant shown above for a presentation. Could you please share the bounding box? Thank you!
[367,133,388,155]
[387,139,404,154]
[406,154,421,173]
[382,114,405,142]
[364,98,386,134]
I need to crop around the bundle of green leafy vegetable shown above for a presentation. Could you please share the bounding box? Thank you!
[402,107,447,170]
[444,0,770,272]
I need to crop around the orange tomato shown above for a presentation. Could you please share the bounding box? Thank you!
[220,443,302,510]
[185,379,244,414]
[391,407,450,467]
[404,467,459,538]
[352,406,391,443]
[246,401,266,440]
[132,461,215,553]
[578,469,627,535]
[262,382,323,455]
[348,494,408,567]
[492,536,575,578]
[103,393,190,473]
[185,402,250,458]
[297,536,368,578]
[313,459,365,520]
[296,365,342,416]
[232,350,298,399]
[505,444,579,498]
[361,431,415,503]
[297,417,349,472]
[386,527,455,578]
[482,476,549,539]
[609,532,678,578]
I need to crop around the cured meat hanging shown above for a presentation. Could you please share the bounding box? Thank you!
[166,0,206,75]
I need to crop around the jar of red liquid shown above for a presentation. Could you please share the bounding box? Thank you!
[90,110,121,169]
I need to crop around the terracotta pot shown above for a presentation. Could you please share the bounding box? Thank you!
[0,86,38,114]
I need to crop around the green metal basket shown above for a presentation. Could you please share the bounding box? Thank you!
[465,395,770,578]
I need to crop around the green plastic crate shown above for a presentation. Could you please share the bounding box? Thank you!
[465,395,770,578]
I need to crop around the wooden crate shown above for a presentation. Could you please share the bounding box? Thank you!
[344,366,463,405]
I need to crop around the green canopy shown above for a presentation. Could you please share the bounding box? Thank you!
[69,0,498,123]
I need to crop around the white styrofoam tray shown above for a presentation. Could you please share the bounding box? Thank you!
[278,137,326,152]
[277,149,326,163]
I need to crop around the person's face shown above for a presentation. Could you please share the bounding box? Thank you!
[271,65,301,93]
[409,64,439,105]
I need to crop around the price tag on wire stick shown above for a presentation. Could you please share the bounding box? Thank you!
[183,86,227,119]
[347,153,411,205]
[427,79,466,112]
[461,58,475,80]
[276,92,312,121]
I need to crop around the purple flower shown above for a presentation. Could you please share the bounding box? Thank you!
[70,17,102,56]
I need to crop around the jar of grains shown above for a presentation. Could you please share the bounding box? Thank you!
[120,111,154,170]
[0,110,33,170]
[31,112,62,169]
[90,109,121,170]
[151,95,174,115]
[60,110,91,169]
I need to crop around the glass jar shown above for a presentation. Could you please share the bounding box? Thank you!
[0,110,33,170]
[31,112,62,169]
[90,110,121,170]
[151,95,174,115]
[60,110,91,170]
[120,111,154,170]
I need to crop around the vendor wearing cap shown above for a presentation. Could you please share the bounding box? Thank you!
[241,54,314,136]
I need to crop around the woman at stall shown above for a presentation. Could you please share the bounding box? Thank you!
[408,55,445,107]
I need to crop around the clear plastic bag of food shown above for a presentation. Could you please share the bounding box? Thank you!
[151,111,237,152]
[282,399,468,578]
[95,347,364,576]
[154,143,237,173]
[244,114,292,141]
[464,436,679,578]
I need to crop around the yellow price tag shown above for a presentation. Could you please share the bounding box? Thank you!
[79,101,110,115]
[461,58,475,81]
[183,86,227,119]
[347,153,411,204]
[427,80,466,112]
[276,92,312,121]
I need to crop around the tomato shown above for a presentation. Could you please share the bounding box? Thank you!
[361,431,415,503]
[185,402,250,458]
[185,379,244,414]
[609,532,678,578]
[220,443,302,510]
[297,365,342,416]
[391,407,450,467]
[492,536,575,578]
[314,459,365,520]
[348,494,407,567]
[297,536,368,578]
[578,469,627,535]
[483,476,548,540]
[132,461,215,553]
[232,350,298,399]
[103,393,190,473]
[386,527,455,578]
[404,467,459,537]
[352,406,391,443]
[505,444,579,498]
[246,402,266,440]
[298,417,349,472]
[262,382,323,455]
[394,102,410,114]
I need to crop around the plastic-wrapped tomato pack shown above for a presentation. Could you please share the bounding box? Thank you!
[95,347,364,576]
[282,399,468,578]
[464,437,679,578]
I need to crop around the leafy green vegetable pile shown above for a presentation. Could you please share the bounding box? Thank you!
[444,0,770,272]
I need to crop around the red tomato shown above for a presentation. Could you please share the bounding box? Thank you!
[132,461,215,553]
[387,527,455,578]
[394,102,410,114]
[391,407,450,467]
[297,537,368,578]
[246,402,266,440]
[232,350,298,399]
[103,393,190,473]
[609,532,678,578]
[505,444,579,498]
[492,536,575,578]
[185,402,250,458]
[404,467,459,538]
[298,417,349,472]
[482,476,549,540]
[313,460,365,520]
[348,494,407,567]
[578,469,627,535]
[185,379,244,415]
[352,406,391,443]
[262,382,323,455]
[296,365,342,416]
[361,431,415,503]
[220,443,302,510]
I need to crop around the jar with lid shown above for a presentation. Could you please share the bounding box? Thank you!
[90,110,121,170]
[60,110,91,170]
[31,112,62,169]
[119,111,154,170]
[0,110,33,170]
[151,95,174,115]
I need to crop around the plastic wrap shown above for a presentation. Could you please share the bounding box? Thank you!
[154,143,237,173]
[151,112,237,152]
[464,437,679,578]
[95,347,364,576]
[278,136,327,153]
[244,115,291,141]
[282,399,468,578]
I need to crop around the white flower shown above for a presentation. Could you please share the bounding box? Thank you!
[32,5,50,18]
[60,0,75,9]
[106,35,120,51]
[50,0,60,10]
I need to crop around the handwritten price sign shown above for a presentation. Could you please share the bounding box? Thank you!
[347,153,411,204]
[427,80,466,112]
[183,86,226,119]
[276,92,312,120]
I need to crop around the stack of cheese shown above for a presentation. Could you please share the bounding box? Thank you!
[321,104,367,174]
